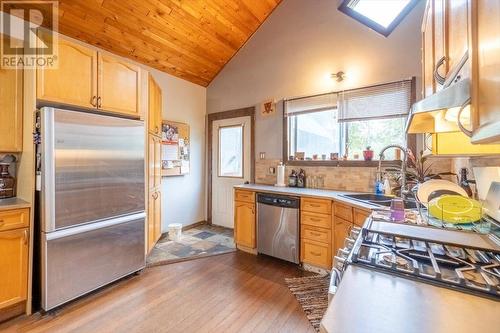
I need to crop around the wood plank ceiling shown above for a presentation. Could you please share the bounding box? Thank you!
[50,0,282,86]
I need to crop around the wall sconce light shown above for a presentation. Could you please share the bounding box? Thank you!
[331,71,346,82]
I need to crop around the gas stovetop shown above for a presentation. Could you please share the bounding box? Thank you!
[350,221,500,300]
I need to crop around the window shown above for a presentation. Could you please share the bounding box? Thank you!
[285,79,413,162]
[338,0,419,36]
[218,125,243,177]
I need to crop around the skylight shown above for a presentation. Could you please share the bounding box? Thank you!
[338,0,419,37]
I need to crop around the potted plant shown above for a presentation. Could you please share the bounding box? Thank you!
[363,146,374,161]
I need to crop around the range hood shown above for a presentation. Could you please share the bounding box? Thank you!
[406,78,470,134]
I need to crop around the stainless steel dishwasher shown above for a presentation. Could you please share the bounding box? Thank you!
[257,193,300,264]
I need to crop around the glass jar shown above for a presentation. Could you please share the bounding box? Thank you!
[0,163,15,199]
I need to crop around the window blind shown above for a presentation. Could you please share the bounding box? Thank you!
[284,93,337,117]
[337,79,412,122]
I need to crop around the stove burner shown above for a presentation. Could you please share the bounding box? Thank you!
[381,254,409,268]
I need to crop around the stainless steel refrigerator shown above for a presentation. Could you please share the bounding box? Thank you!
[37,107,146,311]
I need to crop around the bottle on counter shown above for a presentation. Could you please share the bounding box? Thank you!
[459,168,473,197]
[383,175,392,195]
[288,169,298,187]
[297,169,306,188]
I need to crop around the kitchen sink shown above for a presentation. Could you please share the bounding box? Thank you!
[340,193,417,209]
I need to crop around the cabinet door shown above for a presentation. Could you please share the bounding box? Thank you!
[148,75,162,136]
[234,202,255,248]
[98,54,140,117]
[154,191,162,243]
[37,36,97,108]
[333,217,351,257]
[148,135,156,190]
[471,0,500,143]
[422,1,435,97]
[446,0,469,76]
[434,0,447,90]
[147,191,156,252]
[0,53,23,152]
[154,136,162,188]
[0,228,28,309]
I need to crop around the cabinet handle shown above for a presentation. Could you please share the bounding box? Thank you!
[433,56,447,85]
[0,219,4,224]
[152,192,159,200]
[309,203,320,207]
[309,217,321,222]
[310,231,322,237]
[90,96,97,107]
[310,251,322,256]
[155,126,159,134]
[97,96,102,108]
[23,229,28,245]
[457,98,472,137]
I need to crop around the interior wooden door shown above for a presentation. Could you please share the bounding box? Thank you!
[0,51,23,152]
[98,54,140,117]
[37,36,97,108]
[234,202,255,248]
[0,228,28,309]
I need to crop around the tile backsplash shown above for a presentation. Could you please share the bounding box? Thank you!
[255,157,454,193]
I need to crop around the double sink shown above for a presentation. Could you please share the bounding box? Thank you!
[340,193,418,209]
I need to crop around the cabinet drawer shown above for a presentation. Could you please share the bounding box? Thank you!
[0,209,29,232]
[301,197,332,215]
[353,208,370,227]
[235,190,255,204]
[301,225,331,244]
[301,211,331,229]
[301,239,331,269]
[333,201,353,221]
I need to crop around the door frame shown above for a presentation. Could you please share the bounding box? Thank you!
[207,107,255,225]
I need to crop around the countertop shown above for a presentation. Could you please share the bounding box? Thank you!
[0,197,31,212]
[320,265,500,333]
[234,184,379,211]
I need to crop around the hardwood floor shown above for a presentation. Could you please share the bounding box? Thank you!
[0,252,315,333]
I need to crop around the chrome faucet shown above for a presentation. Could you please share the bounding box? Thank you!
[378,144,408,198]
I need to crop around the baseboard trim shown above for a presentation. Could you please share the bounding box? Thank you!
[182,220,206,231]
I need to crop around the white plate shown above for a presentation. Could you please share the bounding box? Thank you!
[417,179,468,204]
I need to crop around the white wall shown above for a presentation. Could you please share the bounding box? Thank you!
[150,70,207,229]
[207,0,426,159]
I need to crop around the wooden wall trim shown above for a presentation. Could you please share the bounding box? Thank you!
[207,107,255,225]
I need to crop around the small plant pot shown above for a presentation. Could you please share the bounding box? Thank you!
[363,150,374,161]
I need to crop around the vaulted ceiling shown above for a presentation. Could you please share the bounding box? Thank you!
[45,0,282,86]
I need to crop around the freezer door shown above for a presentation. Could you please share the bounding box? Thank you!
[41,213,145,310]
[41,107,145,232]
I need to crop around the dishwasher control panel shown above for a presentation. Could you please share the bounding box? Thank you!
[257,193,300,208]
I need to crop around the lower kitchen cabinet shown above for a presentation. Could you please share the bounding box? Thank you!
[0,228,29,309]
[234,201,256,249]
[300,238,331,269]
[333,216,352,257]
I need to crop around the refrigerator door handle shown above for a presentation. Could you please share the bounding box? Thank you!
[45,212,146,241]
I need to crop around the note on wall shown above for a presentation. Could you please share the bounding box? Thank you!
[161,121,190,176]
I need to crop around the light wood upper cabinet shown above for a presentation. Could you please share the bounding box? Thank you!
[470,0,500,144]
[98,54,140,117]
[0,50,23,152]
[446,0,469,76]
[148,75,163,136]
[234,201,255,249]
[37,37,97,108]
[0,228,28,309]
[422,1,435,98]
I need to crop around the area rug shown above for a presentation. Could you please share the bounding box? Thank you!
[147,224,236,267]
[285,274,330,332]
